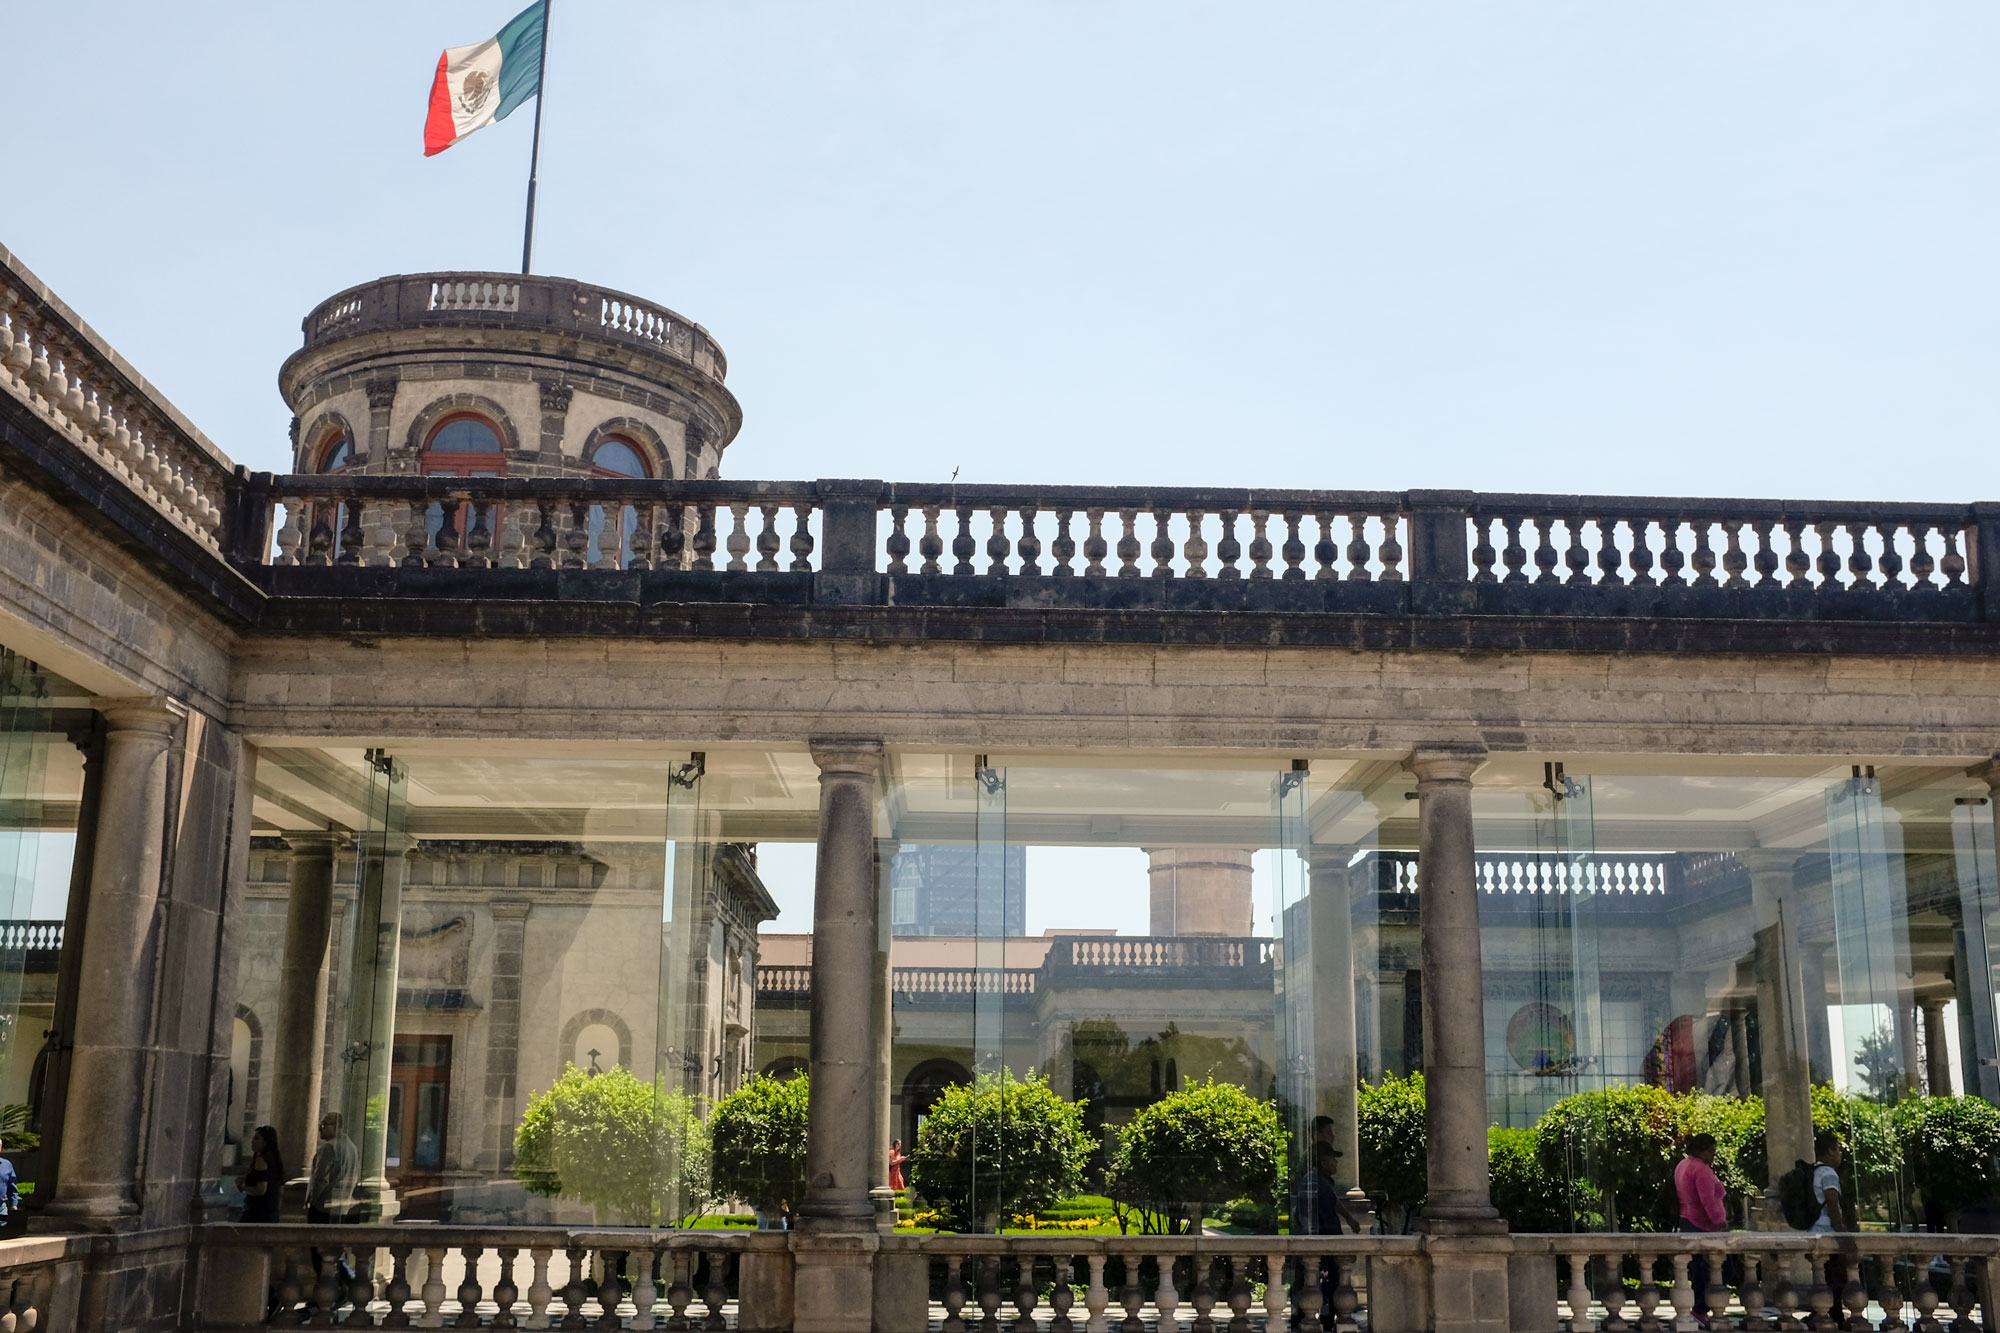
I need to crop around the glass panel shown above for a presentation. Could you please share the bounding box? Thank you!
[339,750,409,1221]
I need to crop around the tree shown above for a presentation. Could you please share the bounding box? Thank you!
[1894,1096,2000,1219]
[1852,1024,1904,1101]
[1535,1085,1680,1231]
[514,1065,710,1226]
[1106,1079,1285,1235]
[907,1071,1092,1232]
[1489,1127,1566,1232]
[709,1074,810,1215]
[1357,1072,1427,1226]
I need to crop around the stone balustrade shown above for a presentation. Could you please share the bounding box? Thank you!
[232,477,2000,629]
[295,272,729,382]
[1373,853,1676,898]
[0,1234,88,1329]
[197,1225,2000,1330]
[0,245,230,553]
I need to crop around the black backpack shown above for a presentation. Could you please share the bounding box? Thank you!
[1650,1171,1682,1230]
[1776,1159,1817,1230]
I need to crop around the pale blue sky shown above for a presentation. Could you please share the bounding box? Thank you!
[8,4,1998,496]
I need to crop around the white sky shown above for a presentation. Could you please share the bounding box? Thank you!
[7,3,2000,497]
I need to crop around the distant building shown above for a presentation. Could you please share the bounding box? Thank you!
[889,845,1025,937]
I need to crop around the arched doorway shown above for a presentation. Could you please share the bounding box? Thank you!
[901,1058,970,1148]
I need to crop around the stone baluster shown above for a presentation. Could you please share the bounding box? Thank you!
[946,504,973,574]
[1749,519,1780,585]
[1812,521,1843,589]
[555,498,586,569]
[651,502,683,572]
[1152,1253,1178,1325]
[594,1250,625,1330]
[1912,1276,1943,1333]
[441,490,476,569]
[665,1248,694,1327]
[1083,1253,1110,1333]
[1227,1254,1254,1325]
[1944,1257,1975,1333]
[1780,520,1811,586]
[1018,504,1044,575]
[373,501,408,568]
[1740,1253,1769,1332]
[1908,525,1937,591]
[274,498,306,565]
[337,494,365,566]
[1048,1261,1077,1331]
[451,1244,484,1327]
[688,503,717,571]
[1296,1258,1326,1328]
[1262,1253,1288,1329]
[1014,1256,1042,1330]
[629,1248,658,1328]
[1470,514,1499,582]
[751,502,781,572]
[527,1248,554,1326]
[488,1246,519,1328]
[1564,514,1593,584]
[466,498,495,568]
[379,1245,414,1328]
[421,1247,448,1322]
[1247,509,1274,578]
[976,1257,1005,1326]
[1051,508,1078,576]
[1379,510,1405,580]
[1667,1251,1699,1332]
[1703,1247,1732,1331]
[1487,514,1523,583]
[1276,510,1306,579]
[1114,509,1142,577]
[1940,525,1968,584]
[517,499,549,570]
[1527,516,1558,582]
[308,1250,341,1325]
[942,1255,968,1333]
[1629,518,1658,585]
[1876,523,1905,589]
[789,502,817,571]
[1117,1260,1146,1329]
[702,1249,729,1330]
[919,505,945,574]
[1570,1250,1597,1332]
[1805,1264,1836,1332]
[1081,509,1108,576]
[1879,1250,1909,1333]
[1844,520,1875,590]
[1214,509,1241,578]
[1312,511,1338,581]
[1599,1252,1632,1332]
[1657,518,1687,586]
[1148,509,1174,579]
[1346,511,1374,582]
[1843,1262,1872,1331]
[1683,519,1714,587]
[1596,517,1624,584]
[884,504,911,574]
[717,501,746,571]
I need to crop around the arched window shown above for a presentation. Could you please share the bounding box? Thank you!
[587,435,651,566]
[318,436,353,472]
[426,416,504,458]
[420,414,506,556]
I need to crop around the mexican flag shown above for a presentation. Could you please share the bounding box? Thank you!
[424,2,547,157]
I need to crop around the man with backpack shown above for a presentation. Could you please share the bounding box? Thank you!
[1675,1134,1728,1324]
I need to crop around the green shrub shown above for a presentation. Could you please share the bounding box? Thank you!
[513,1065,709,1225]
[1357,1072,1427,1219]
[908,1072,1092,1232]
[1488,1127,1567,1232]
[1811,1085,1900,1219]
[1894,1096,2000,1217]
[1676,1091,1764,1198]
[1535,1085,1680,1231]
[708,1074,810,1213]
[1106,1079,1285,1235]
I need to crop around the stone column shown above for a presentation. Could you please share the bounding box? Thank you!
[1799,943,1836,1086]
[1894,998,1923,1099]
[1921,998,1954,1097]
[1739,849,1814,1202]
[483,900,531,1171]
[1307,848,1372,1224]
[1409,743,1501,1234]
[342,834,413,1221]
[799,740,884,1233]
[1145,846,1254,936]
[46,701,178,1225]
[869,837,898,1233]
[1961,757,2000,1101]
[272,833,342,1186]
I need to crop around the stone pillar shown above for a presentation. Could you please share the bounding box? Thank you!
[1894,998,1923,1099]
[1145,846,1254,936]
[46,701,178,1225]
[1307,848,1373,1226]
[1960,757,2000,1101]
[342,834,413,1221]
[1799,943,1836,1086]
[1409,743,1501,1235]
[1921,998,1954,1097]
[1739,849,1814,1204]
[799,739,884,1233]
[869,838,898,1233]
[483,900,531,1171]
[795,741,884,1333]
[271,833,342,1187]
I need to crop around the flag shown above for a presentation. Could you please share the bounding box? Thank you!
[423,2,547,157]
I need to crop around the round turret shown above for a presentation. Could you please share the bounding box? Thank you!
[278,272,740,483]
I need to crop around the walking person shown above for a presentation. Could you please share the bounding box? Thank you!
[887,1138,907,1193]
[0,1134,21,1234]
[307,1112,361,1298]
[1809,1131,1854,1305]
[237,1125,284,1224]
[1291,1136,1360,1328]
[1675,1133,1728,1325]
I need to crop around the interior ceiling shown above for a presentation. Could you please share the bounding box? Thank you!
[246,743,1991,856]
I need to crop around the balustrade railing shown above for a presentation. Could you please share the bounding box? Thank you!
[1375,851,1675,898]
[295,273,728,381]
[1055,935,1272,971]
[0,1234,86,1330]
[195,1225,2000,1330]
[1,245,230,552]
[232,477,2000,626]
[758,964,1042,1005]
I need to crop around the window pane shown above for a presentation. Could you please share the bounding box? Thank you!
[593,440,647,478]
[428,419,502,453]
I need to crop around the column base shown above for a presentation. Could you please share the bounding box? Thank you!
[791,1232,879,1333]
[868,1186,898,1236]
[1421,1203,1507,1236]
[1344,1186,1380,1236]
[39,1188,139,1233]
[1424,1234,1515,1333]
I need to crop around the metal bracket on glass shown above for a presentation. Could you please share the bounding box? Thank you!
[670,752,706,790]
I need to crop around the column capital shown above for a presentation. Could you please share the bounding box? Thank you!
[92,698,180,739]
[1407,742,1487,784]
[809,738,885,778]
[282,830,349,857]
[1736,847,1802,878]
[490,899,533,921]
[1971,756,2000,791]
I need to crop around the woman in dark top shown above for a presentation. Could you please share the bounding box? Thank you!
[238,1124,284,1223]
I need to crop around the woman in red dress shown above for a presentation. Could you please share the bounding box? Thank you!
[887,1139,907,1192]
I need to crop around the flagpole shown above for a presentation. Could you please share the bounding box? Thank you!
[520,0,552,275]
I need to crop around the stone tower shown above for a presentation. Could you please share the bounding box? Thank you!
[1144,846,1255,937]
[278,272,741,483]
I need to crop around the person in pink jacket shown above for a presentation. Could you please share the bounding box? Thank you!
[1675,1133,1728,1323]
